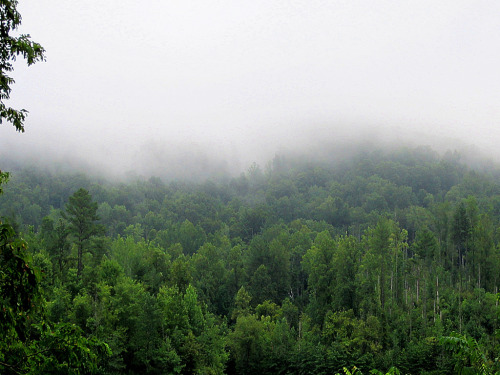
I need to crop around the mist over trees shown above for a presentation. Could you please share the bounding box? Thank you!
[0,2,114,373]
[2,1,500,374]
[3,146,500,374]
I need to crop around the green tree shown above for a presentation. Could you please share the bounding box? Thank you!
[0,197,110,374]
[177,219,206,255]
[41,216,71,281]
[0,1,45,132]
[332,235,360,312]
[229,314,269,375]
[440,333,491,374]
[232,286,252,320]
[158,284,228,374]
[64,188,101,277]
[452,201,471,270]
[302,231,336,325]
[0,4,112,372]
[413,228,438,265]
[0,170,9,194]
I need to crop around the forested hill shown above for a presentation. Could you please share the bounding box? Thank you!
[2,146,500,374]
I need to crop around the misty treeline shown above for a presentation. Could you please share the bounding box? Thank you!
[2,147,500,374]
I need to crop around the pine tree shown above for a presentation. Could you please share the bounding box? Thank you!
[64,188,101,277]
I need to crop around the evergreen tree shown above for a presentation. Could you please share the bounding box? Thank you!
[64,188,101,277]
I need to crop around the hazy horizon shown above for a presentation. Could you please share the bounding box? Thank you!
[1,1,499,179]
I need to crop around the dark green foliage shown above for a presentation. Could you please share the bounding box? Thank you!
[64,188,102,277]
[440,333,491,374]
[0,221,40,343]
[0,218,110,374]
[11,1,500,371]
[0,1,45,132]
[4,146,500,373]
[41,217,71,281]
[452,202,471,269]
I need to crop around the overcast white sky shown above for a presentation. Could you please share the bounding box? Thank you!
[1,1,500,177]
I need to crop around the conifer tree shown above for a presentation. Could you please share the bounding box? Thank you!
[64,188,101,277]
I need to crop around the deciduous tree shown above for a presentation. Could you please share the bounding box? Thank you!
[0,1,45,132]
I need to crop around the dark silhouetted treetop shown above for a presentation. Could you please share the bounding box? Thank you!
[0,0,45,132]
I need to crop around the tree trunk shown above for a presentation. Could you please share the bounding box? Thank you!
[478,263,481,289]
[436,275,440,320]
[77,244,83,277]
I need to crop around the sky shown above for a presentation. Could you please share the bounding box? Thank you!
[1,1,500,178]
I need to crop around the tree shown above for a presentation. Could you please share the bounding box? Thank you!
[452,202,471,270]
[302,231,336,325]
[0,170,9,194]
[0,4,112,372]
[64,188,101,277]
[41,216,71,281]
[229,314,269,375]
[157,285,228,374]
[1,181,110,375]
[440,333,491,374]
[367,219,392,312]
[0,1,45,132]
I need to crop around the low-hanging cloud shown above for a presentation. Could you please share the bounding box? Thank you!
[1,0,499,179]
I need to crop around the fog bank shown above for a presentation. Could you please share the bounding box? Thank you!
[1,1,499,179]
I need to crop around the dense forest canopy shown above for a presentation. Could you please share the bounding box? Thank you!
[2,1,500,374]
[2,146,500,374]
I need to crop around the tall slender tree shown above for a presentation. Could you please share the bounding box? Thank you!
[452,202,471,270]
[64,188,100,277]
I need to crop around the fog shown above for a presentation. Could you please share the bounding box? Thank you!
[1,1,500,179]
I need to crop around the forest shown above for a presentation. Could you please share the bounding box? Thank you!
[1,0,500,373]
[2,146,500,374]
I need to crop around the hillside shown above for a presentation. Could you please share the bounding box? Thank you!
[2,146,500,374]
